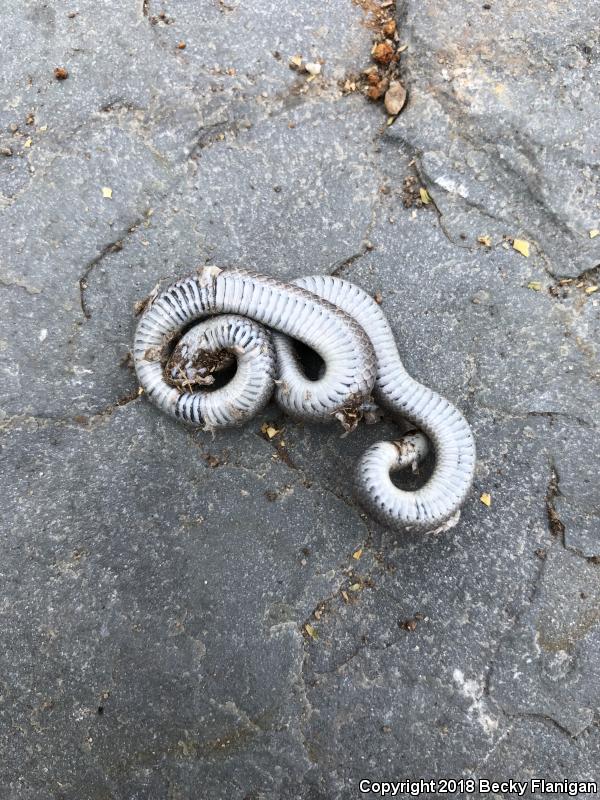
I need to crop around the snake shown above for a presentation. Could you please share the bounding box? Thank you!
[133,266,476,532]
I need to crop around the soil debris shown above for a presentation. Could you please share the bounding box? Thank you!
[202,453,221,468]
[400,613,424,632]
[402,175,430,208]
[346,1,407,118]
[372,41,394,66]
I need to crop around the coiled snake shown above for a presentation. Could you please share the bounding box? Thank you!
[133,267,475,532]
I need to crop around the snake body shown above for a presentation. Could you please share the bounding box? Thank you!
[133,266,475,532]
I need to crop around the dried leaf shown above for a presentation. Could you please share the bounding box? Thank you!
[513,239,530,257]
[585,285,598,295]
[341,590,350,603]
[289,54,303,70]
[478,235,492,247]
[304,623,318,640]
[480,492,492,507]
[352,548,363,560]
[102,186,113,199]
[419,187,431,205]
[261,423,280,439]
[527,281,541,291]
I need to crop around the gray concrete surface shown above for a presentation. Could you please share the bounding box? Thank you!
[0,1,599,798]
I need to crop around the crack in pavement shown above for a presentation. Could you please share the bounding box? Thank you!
[0,387,143,436]
[78,213,149,319]
[546,461,600,565]
[0,275,42,295]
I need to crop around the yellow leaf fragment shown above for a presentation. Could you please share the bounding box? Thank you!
[260,423,281,439]
[527,281,541,291]
[24,138,32,148]
[386,116,396,126]
[585,285,598,295]
[513,239,530,257]
[478,235,492,247]
[304,623,318,640]
[349,582,362,592]
[480,492,492,507]
[419,187,431,205]
[352,548,363,560]
[589,229,599,239]
[102,186,113,199]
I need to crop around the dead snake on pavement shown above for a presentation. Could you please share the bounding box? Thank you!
[133,266,475,532]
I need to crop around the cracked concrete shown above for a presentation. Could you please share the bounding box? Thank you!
[0,1,599,798]
[388,0,600,279]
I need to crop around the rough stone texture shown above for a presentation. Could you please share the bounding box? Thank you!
[390,0,600,278]
[0,2,599,799]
